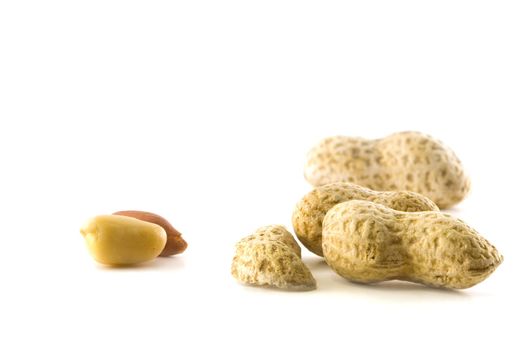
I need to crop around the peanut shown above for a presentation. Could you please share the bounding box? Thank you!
[113,210,187,257]
[304,131,470,208]
[231,225,316,291]
[292,182,439,257]
[322,200,502,289]
[80,215,167,266]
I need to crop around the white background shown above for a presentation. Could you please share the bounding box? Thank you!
[1,1,524,349]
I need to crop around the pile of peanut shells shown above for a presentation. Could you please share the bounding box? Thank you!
[231,131,502,290]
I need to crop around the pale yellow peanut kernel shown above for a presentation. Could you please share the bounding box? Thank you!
[80,215,167,266]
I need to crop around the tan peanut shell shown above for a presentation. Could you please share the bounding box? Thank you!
[292,182,439,257]
[231,225,316,291]
[322,200,502,289]
[304,131,470,208]
[113,210,187,257]
[237,225,302,258]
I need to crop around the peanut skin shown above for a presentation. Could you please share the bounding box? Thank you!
[113,211,187,257]
[304,132,471,208]
[322,200,502,289]
[292,182,439,257]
